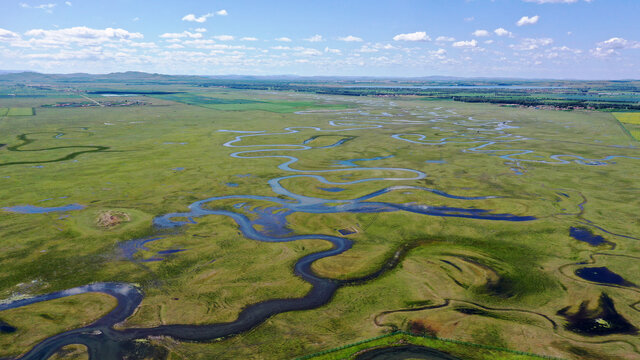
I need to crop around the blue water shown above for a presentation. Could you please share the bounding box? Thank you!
[575,267,632,286]
[335,155,394,167]
[2,204,85,214]
[338,229,356,235]
[570,227,607,246]
[172,167,185,171]
[318,187,346,192]
[425,160,447,164]
[226,182,239,187]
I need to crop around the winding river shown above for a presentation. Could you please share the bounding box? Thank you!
[3,108,622,359]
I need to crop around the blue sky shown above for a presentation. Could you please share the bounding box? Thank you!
[1,0,639,78]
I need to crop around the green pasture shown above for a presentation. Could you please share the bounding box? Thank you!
[0,107,34,116]
[0,89,638,359]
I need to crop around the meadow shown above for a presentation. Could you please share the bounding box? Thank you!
[0,83,638,359]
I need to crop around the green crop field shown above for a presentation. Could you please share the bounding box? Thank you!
[614,112,640,125]
[0,83,639,360]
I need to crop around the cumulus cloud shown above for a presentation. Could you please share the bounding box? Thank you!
[182,13,213,23]
[436,36,455,42]
[0,28,20,41]
[213,35,234,41]
[160,31,202,39]
[393,31,430,41]
[275,37,292,42]
[430,48,447,59]
[194,28,207,33]
[304,34,323,42]
[510,37,553,50]
[472,30,490,37]
[20,3,56,12]
[517,15,539,26]
[23,27,143,47]
[494,28,513,37]
[324,47,340,54]
[598,37,640,49]
[590,47,615,57]
[298,48,322,56]
[216,9,228,16]
[240,37,258,41]
[590,37,640,57]
[65,1,71,6]
[338,35,363,42]
[452,39,478,48]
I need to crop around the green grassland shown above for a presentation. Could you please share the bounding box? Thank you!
[0,87,639,359]
[0,107,34,116]
[0,293,116,357]
[152,91,350,113]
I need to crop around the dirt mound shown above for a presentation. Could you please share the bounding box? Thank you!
[96,211,130,228]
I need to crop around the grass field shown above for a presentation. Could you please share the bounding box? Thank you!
[0,87,638,359]
[0,107,34,116]
[153,92,350,113]
[0,293,116,357]
[6,107,34,116]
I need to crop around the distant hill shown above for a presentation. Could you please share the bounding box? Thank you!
[0,71,637,88]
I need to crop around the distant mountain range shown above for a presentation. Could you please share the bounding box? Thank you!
[0,70,636,85]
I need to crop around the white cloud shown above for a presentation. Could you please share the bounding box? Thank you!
[517,15,540,26]
[494,28,513,37]
[429,48,447,59]
[128,41,156,48]
[298,48,322,56]
[358,45,378,53]
[132,17,140,22]
[166,43,184,49]
[20,2,56,12]
[590,47,615,57]
[590,37,640,57]
[0,28,20,41]
[271,45,290,50]
[213,35,234,41]
[338,35,363,42]
[510,37,553,50]
[324,47,341,54]
[472,30,490,37]
[65,1,71,6]
[598,37,640,50]
[484,40,495,44]
[216,9,228,16]
[393,31,430,42]
[275,37,292,42]
[452,39,478,48]
[305,34,324,42]
[160,31,202,39]
[194,28,207,33]
[23,27,143,47]
[436,36,455,42]
[182,13,213,23]
[240,37,258,41]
